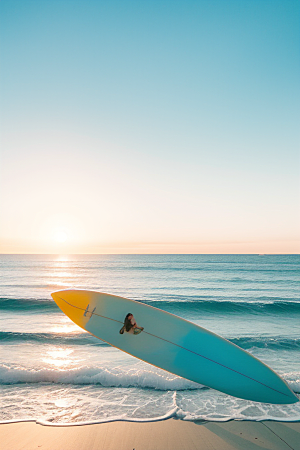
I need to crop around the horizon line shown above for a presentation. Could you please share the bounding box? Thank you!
[0,252,299,256]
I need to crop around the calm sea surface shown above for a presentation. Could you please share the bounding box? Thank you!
[0,254,299,424]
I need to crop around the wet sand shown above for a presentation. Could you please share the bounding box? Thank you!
[1,419,300,450]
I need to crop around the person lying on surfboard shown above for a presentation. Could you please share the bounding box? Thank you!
[119,313,144,335]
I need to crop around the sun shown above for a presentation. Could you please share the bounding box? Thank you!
[53,230,68,243]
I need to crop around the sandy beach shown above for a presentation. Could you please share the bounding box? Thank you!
[1,419,300,450]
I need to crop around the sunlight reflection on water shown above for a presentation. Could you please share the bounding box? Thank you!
[42,347,75,367]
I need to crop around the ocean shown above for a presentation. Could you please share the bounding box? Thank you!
[0,254,299,424]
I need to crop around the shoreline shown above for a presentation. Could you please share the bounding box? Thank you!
[1,419,300,450]
[1,416,300,426]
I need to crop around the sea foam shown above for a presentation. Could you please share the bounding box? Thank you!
[0,363,200,390]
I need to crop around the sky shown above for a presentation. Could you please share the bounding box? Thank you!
[0,0,299,254]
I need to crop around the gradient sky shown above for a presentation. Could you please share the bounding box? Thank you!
[1,0,299,254]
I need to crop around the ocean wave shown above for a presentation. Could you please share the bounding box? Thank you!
[0,297,56,312]
[1,330,300,352]
[114,264,300,274]
[1,363,298,393]
[230,336,300,351]
[2,296,300,315]
[0,364,200,390]
[145,299,300,315]
[0,331,107,346]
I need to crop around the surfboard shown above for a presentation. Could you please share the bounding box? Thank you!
[51,289,298,404]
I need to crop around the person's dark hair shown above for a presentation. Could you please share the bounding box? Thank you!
[124,313,133,332]
[119,313,133,334]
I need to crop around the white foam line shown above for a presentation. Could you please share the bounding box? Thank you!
[1,412,300,427]
[36,407,178,427]
[0,413,177,427]
[0,418,37,424]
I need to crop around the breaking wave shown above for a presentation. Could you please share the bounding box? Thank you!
[0,364,200,390]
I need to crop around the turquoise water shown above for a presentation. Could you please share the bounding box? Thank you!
[0,254,299,423]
